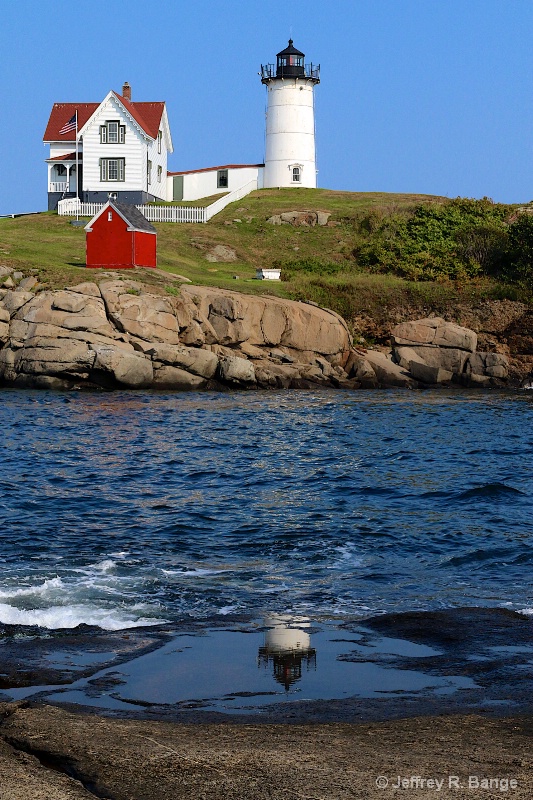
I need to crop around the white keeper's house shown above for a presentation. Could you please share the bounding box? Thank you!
[43,41,320,211]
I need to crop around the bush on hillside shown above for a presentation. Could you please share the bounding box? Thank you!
[353,197,513,281]
[498,214,533,287]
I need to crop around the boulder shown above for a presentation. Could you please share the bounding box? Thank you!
[68,282,102,298]
[409,361,453,385]
[253,360,302,388]
[266,211,331,227]
[205,245,237,263]
[2,290,34,316]
[91,344,153,388]
[0,321,9,345]
[218,355,256,385]
[392,317,477,352]
[52,292,87,314]
[394,344,469,375]
[393,346,427,370]
[16,291,117,339]
[344,351,379,388]
[18,338,95,377]
[143,342,218,379]
[18,276,39,291]
[152,365,207,390]
[364,350,416,387]
[465,352,509,380]
[182,286,350,357]
[100,281,181,344]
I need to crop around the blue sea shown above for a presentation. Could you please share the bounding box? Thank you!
[1,387,532,631]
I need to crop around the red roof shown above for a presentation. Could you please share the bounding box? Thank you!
[47,152,82,161]
[168,163,264,176]
[43,103,98,142]
[115,94,164,139]
[43,94,165,142]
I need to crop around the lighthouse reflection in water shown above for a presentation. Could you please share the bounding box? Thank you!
[258,615,317,691]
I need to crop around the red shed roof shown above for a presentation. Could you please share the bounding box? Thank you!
[85,201,156,234]
[43,94,165,142]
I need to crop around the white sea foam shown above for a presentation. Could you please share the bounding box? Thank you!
[332,543,363,568]
[0,577,65,599]
[218,605,238,615]
[0,602,166,630]
[0,558,167,631]
[519,607,533,615]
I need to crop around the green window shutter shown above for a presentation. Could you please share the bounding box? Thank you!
[100,159,107,181]
[119,159,125,182]
[100,126,107,144]
[119,126,125,143]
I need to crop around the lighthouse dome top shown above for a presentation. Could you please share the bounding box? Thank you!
[277,39,305,59]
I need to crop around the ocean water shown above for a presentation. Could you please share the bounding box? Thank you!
[1,388,533,631]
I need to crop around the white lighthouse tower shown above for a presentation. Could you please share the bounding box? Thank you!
[260,40,320,189]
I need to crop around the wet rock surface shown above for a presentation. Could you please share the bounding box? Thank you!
[0,705,532,800]
[0,610,532,796]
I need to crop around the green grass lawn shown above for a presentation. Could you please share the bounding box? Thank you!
[0,189,524,333]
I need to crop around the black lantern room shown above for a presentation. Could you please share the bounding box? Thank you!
[260,41,320,84]
[276,39,305,78]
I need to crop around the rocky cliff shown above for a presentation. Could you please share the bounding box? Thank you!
[0,278,356,390]
[0,270,520,391]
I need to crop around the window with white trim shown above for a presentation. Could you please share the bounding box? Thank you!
[158,131,162,154]
[100,158,125,182]
[100,121,125,143]
[157,165,162,183]
[291,166,301,183]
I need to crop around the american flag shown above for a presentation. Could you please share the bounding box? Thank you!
[59,112,77,135]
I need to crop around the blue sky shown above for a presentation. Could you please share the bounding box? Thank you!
[1,0,533,214]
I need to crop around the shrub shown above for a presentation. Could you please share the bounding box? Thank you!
[353,197,513,282]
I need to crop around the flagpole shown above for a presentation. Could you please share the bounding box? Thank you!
[75,110,79,221]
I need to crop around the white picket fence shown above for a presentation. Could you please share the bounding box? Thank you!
[57,179,258,223]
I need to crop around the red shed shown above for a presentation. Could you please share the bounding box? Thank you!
[85,201,157,269]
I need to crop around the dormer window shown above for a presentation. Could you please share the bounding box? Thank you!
[100,121,125,144]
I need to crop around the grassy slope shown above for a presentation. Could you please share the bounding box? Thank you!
[0,189,524,338]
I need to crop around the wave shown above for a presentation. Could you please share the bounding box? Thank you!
[0,602,165,630]
[0,559,167,631]
[455,483,525,501]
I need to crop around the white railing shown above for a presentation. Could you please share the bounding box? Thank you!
[57,179,258,223]
[139,205,206,223]
[49,182,68,193]
[203,179,258,221]
[58,199,103,217]
[57,199,206,222]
